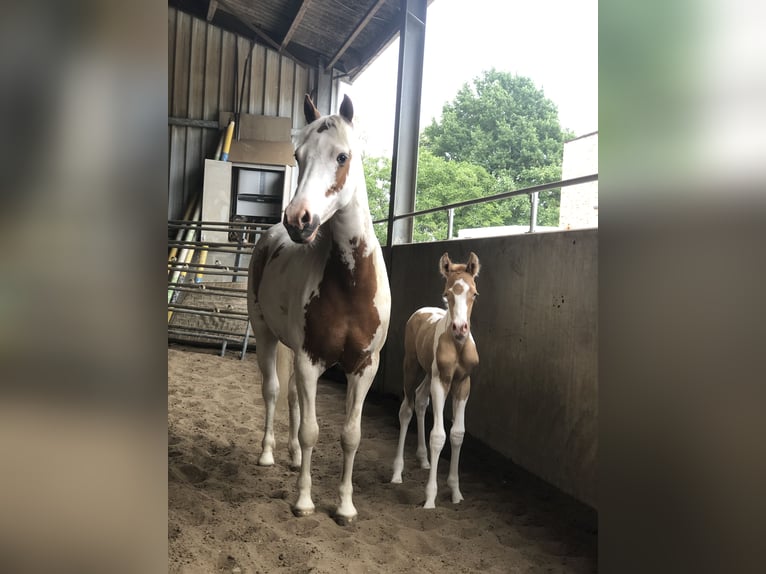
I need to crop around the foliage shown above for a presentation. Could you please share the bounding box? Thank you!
[362,155,391,246]
[363,71,573,242]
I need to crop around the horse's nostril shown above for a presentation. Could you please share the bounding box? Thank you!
[301,211,311,224]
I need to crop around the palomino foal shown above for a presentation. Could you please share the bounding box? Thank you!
[391,252,480,508]
[248,94,391,524]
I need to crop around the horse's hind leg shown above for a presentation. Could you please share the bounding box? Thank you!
[414,374,432,469]
[391,392,414,483]
[252,315,279,466]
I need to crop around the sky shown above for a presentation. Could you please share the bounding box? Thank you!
[342,0,598,157]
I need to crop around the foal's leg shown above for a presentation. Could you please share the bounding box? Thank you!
[292,355,322,517]
[391,393,413,483]
[252,315,279,466]
[424,375,450,509]
[414,375,432,469]
[447,377,471,504]
[287,371,301,469]
[392,357,423,483]
[336,353,380,524]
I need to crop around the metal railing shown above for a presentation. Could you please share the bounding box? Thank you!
[373,173,598,238]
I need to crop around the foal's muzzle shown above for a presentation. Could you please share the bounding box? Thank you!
[284,212,321,244]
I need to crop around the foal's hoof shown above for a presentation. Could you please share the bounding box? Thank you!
[334,513,357,527]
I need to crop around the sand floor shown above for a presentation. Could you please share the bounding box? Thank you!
[168,345,596,573]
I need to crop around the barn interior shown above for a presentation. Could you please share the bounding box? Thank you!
[168,1,597,571]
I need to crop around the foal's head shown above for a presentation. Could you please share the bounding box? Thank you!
[283,94,360,244]
[440,252,481,343]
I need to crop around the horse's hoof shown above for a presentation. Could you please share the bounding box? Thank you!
[291,506,315,517]
[391,476,402,484]
[258,453,275,466]
[334,513,357,526]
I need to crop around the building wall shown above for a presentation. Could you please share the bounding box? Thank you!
[168,7,340,221]
[381,230,598,508]
[559,132,598,230]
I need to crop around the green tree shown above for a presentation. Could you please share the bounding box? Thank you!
[363,155,391,246]
[421,70,572,228]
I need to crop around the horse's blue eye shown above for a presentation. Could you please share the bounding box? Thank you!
[337,153,348,165]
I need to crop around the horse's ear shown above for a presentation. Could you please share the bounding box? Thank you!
[339,94,354,124]
[465,252,481,277]
[304,94,321,124]
[439,253,452,277]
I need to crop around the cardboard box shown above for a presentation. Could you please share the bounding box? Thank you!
[217,112,295,167]
[228,140,295,166]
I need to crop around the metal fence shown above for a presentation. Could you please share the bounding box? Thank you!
[167,219,271,358]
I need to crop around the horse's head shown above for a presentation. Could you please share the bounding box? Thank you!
[283,94,360,244]
[440,252,481,343]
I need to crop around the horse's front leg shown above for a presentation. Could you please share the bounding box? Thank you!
[336,353,379,525]
[424,372,450,509]
[292,355,322,517]
[447,377,470,504]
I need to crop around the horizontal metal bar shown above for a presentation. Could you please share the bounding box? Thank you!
[168,220,275,228]
[168,267,248,277]
[168,324,249,338]
[168,285,248,298]
[374,174,598,224]
[168,239,255,249]
[168,332,245,346]
[168,261,249,272]
[167,304,250,320]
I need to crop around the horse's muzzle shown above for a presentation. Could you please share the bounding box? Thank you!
[284,213,321,244]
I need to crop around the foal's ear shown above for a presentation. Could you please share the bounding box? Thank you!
[339,94,354,124]
[465,252,481,277]
[304,94,321,124]
[439,253,452,277]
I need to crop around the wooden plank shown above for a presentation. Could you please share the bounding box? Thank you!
[168,117,219,129]
[206,0,218,22]
[325,0,387,72]
[292,65,309,130]
[172,10,191,118]
[281,0,312,50]
[249,44,266,115]
[219,31,236,117]
[263,50,280,116]
[188,17,206,120]
[203,25,221,121]
[169,125,188,220]
[168,7,176,117]
[278,57,295,119]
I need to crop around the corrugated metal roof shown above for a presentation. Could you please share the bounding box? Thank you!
[169,0,431,81]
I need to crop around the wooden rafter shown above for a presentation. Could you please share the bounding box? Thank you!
[206,0,218,21]
[325,0,388,72]
[281,0,313,51]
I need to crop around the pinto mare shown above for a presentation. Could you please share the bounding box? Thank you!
[247,95,391,524]
[391,253,480,508]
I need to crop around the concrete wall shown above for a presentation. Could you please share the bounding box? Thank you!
[380,229,597,508]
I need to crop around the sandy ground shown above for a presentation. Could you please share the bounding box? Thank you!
[168,345,597,573]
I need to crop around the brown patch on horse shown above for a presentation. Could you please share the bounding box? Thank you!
[326,151,351,196]
[303,240,380,375]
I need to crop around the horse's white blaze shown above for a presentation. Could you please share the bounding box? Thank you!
[450,278,471,331]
